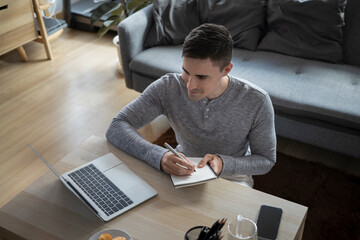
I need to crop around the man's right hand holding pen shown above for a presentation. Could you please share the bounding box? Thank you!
[161,142,196,176]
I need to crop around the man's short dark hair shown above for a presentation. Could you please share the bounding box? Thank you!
[182,23,233,71]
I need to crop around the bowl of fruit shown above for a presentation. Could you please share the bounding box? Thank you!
[89,229,132,240]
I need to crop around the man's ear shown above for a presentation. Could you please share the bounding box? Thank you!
[223,62,233,75]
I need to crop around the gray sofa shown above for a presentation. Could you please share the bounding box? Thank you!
[118,0,360,158]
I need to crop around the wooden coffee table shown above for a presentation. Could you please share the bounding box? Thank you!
[0,136,307,240]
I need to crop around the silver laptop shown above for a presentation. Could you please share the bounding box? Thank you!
[28,145,157,222]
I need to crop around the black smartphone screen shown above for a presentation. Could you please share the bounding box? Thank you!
[257,205,283,240]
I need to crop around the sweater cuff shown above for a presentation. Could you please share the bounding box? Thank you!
[145,145,168,171]
[218,154,235,176]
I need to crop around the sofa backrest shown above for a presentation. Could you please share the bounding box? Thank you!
[145,0,360,67]
[342,0,360,67]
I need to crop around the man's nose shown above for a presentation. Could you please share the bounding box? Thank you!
[187,76,197,89]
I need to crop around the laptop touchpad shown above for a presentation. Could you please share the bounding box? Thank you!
[105,164,144,191]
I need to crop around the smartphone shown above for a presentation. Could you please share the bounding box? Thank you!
[257,205,283,240]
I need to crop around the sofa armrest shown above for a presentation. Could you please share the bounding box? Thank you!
[117,5,153,89]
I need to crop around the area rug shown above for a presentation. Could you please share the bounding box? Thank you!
[153,128,360,240]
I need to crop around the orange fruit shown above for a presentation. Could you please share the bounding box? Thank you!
[98,233,112,240]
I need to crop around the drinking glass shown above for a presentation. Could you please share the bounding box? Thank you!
[227,215,257,240]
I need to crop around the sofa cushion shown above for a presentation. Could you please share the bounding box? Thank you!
[258,0,347,63]
[145,0,267,51]
[130,45,183,78]
[145,0,200,48]
[230,49,360,130]
[130,47,360,130]
[198,0,267,50]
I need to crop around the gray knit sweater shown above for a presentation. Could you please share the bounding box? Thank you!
[106,73,276,178]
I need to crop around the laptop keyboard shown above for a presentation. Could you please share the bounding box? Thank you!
[68,164,134,216]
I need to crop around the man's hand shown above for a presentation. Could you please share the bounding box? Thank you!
[161,151,196,176]
[197,154,223,176]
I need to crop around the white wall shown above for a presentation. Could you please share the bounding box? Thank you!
[40,0,88,16]
[37,0,62,15]
[54,0,63,13]
[39,0,81,15]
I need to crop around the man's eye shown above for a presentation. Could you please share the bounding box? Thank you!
[198,76,207,80]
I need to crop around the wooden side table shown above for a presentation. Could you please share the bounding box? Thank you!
[0,0,65,61]
[0,0,38,61]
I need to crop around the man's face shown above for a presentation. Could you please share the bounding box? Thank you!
[182,57,232,101]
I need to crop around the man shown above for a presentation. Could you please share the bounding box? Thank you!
[106,23,276,187]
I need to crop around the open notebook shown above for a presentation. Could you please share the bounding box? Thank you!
[170,158,218,188]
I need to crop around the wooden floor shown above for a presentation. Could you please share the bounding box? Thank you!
[0,28,358,208]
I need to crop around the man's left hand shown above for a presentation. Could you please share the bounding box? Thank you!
[197,154,223,176]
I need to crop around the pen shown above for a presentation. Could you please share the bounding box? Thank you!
[204,219,220,240]
[164,142,196,172]
[203,218,226,240]
[198,226,209,240]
